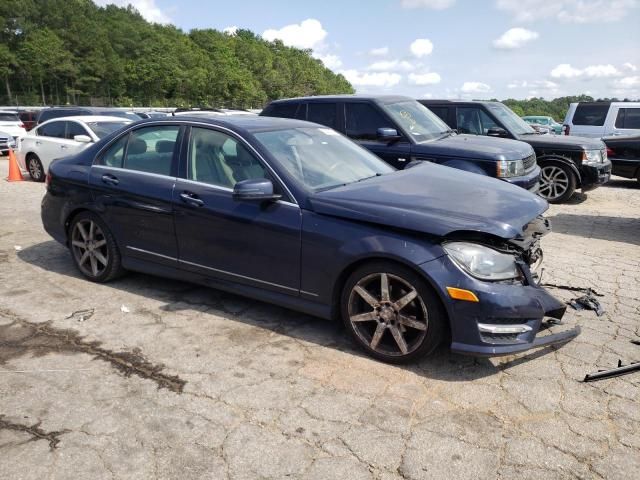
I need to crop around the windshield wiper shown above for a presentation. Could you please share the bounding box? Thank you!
[355,173,383,183]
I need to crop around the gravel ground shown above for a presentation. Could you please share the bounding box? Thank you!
[0,159,638,480]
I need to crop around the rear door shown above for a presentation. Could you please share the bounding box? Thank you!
[569,104,609,137]
[610,107,640,136]
[32,120,68,170]
[344,102,413,169]
[89,124,182,266]
[63,120,94,155]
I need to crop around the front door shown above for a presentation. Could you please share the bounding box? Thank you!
[173,126,301,295]
[89,124,182,266]
[344,102,413,169]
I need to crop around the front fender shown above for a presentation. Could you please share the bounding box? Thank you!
[537,155,581,183]
[438,159,491,176]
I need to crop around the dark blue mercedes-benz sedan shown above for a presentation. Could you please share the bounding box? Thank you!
[41,115,579,363]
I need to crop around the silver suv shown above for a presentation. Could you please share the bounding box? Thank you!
[563,102,640,138]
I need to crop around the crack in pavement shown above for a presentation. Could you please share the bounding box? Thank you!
[0,308,186,393]
[0,415,69,450]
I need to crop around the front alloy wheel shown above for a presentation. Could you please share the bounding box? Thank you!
[538,162,576,203]
[342,262,445,363]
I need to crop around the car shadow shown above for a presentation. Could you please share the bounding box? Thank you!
[548,213,640,246]
[17,240,565,382]
[604,177,640,190]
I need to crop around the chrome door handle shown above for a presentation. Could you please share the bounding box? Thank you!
[101,174,119,186]
[180,192,204,207]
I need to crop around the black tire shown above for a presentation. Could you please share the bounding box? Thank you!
[538,160,577,203]
[68,211,125,283]
[27,154,45,182]
[341,261,446,364]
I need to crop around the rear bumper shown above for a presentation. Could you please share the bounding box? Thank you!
[502,165,541,192]
[419,254,578,357]
[610,159,639,179]
[580,161,611,191]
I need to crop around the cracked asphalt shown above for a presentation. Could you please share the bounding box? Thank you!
[0,159,638,479]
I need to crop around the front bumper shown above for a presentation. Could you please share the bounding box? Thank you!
[580,160,611,191]
[501,165,541,192]
[420,254,579,356]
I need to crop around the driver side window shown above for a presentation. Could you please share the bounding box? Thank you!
[456,108,498,135]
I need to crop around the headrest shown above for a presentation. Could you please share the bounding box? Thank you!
[156,140,175,154]
[128,138,147,155]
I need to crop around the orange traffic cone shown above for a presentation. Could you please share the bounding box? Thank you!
[6,147,23,182]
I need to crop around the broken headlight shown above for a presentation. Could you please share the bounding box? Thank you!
[443,242,520,281]
[496,159,525,178]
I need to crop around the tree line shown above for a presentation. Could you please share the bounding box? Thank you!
[0,0,354,108]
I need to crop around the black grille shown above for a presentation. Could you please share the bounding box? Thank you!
[523,153,537,172]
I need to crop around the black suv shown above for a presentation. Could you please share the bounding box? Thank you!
[261,95,540,192]
[420,100,612,203]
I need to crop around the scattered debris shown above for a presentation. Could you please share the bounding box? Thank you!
[65,308,95,323]
[569,289,605,317]
[584,359,640,382]
[13,245,22,251]
[0,415,69,450]
[543,282,604,297]
[0,308,186,393]
[120,305,130,314]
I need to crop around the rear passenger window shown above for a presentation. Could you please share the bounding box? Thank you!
[428,106,449,124]
[615,108,640,129]
[345,103,394,140]
[101,135,128,168]
[572,104,609,126]
[307,103,337,129]
[38,121,66,138]
[266,103,298,119]
[124,126,179,176]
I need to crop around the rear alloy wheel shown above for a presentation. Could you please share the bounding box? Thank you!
[69,212,123,282]
[538,162,576,203]
[27,155,45,182]
[342,262,445,363]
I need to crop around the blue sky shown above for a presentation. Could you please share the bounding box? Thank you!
[98,0,640,99]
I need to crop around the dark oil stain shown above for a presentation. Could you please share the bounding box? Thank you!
[0,415,69,450]
[0,308,186,393]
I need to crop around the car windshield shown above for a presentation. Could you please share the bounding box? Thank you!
[86,121,129,138]
[383,101,451,142]
[254,127,395,192]
[487,104,536,135]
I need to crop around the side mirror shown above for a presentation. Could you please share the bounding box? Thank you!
[487,127,508,138]
[377,127,401,141]
[74,134,92,143]
[233,178,281,202]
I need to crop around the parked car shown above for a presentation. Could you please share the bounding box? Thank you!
[17,116,130,181]
[0,130,17,155]
[35,107,142,125]
[0,111,27,145]
[18,110,39,131]
[522,116,562,135]
[135,111,169,119]
[261,95,541,193]
[562,102,640,138]
[603,134,640,183]
[421,100,612,203]
[41,115,579,363]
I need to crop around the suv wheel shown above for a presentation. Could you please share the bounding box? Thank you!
[69,212,124,282]
[539,161,576,203]
[341,261,445,363]
[27,154,45,182]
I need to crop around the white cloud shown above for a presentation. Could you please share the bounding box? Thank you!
[262,19,327,49]
[315,54,342,70]
[550,63,583,78]
[408,72,442,85]
[367,60,415,71]
[508,80,559,89]
[492,27,539,49]
[461,82,491,93]
[495,0,638,24]
[223,26,239,35]
[613,76,640,89]
[623,62,638,71]
[369,46,389,56]
[551,63,622,79]
[410,38,434,58]
[401,0,456,9]
[94,0,170,23]
[339,69,402,88]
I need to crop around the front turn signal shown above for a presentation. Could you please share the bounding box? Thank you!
[446,287,480,303]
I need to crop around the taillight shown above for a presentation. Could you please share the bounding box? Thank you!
[563,124,570,135]
[19,123,25,129]
[606,147,615,158]
[45,172,52,186]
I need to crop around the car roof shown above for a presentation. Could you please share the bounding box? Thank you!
[40,115,132,124]
[269,94,413,105]
[419,99,502,105]
[140,114,318,133]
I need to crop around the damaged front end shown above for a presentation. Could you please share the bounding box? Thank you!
[420,215,580,357]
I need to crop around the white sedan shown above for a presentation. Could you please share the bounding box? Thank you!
[18,116,131,182]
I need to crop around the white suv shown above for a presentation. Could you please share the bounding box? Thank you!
[563,102,640,138]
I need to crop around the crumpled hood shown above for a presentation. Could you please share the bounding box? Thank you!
[518,133,604,151]
[417,134,534,161]
[310,162,548,240]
